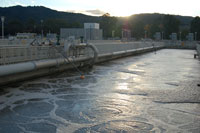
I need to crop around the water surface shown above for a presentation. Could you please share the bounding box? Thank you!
[0,49,200,133]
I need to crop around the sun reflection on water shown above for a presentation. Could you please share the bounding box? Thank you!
[116,82,129,90]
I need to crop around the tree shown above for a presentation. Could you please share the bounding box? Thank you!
[130,21,145,39]
[25,18,36,32]
[190,17,200,40]
[43,19,69,34]
[181,28,190,40]
[7,20,24,35]
[144,24,151,38]
[100,13,118,38]
[162,15,180,39]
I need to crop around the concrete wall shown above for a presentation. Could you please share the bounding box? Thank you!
[0,40,197,86]
[0,39,34,46]
[164,40,196,49]
[94,41,163,54]
[197,43,200,60]
[0,41,164,86]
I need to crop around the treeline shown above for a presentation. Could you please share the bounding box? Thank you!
[0,6,100,35]
[190,16,200,40]
[4,18,82,35]
[0,6,199,40]
[102,13,198,40]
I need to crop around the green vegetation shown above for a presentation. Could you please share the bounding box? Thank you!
[0,6,198,40]
[190,17,200,40]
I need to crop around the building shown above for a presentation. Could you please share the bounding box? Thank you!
[121,21,131,40]
[154,32,161,40]
[170,33,177,41]
[84,23,99,29]
[186,33,194,41]
[60,23,103,40]
[122,29,131,39]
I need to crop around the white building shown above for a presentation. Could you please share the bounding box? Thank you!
[170,33,177,41]
[60,23,103,40]
[187,33,194,41]
[84,23,99,29]
[154,32,161,40]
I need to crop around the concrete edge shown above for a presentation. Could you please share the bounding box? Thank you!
[0,46,164,87]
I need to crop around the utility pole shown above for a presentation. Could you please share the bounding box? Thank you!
[1,16,5,39]
[180,32,181,41]
[195,32,197,41]
[145,31,147,39]
[112,30,115,38]
[41,20,43,39]
[121,30,123,39]
[90,25,91,40]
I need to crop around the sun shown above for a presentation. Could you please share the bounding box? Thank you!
[105,0,140,16]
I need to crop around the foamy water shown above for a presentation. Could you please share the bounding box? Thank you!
[0,49,200,133]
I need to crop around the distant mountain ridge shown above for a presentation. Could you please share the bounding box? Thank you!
[0,5,193,25]
[0,6,194,38]
[0,5,100,24]
[130,13,193,26]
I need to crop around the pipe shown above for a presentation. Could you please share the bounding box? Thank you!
[86,43,99,64]
[0,44,164,77]
[0,62,36,76]
[35,59,59,69]
[64,41,99,65]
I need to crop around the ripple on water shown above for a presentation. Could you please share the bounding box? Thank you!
[55,98,134,124]
[74,120,155,133]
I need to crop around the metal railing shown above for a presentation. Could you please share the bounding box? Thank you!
[197,43,200,57]
[0,45,95,65]
[163,40,197,49]
[0,41,165,65]
[0,46,60,65]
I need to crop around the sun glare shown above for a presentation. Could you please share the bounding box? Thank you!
[107,0,137,16]
[107,0,152,16]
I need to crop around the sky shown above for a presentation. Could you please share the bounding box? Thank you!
[0,0,200,17]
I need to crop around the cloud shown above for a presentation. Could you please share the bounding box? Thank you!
[14,2,26,6]
[31,0,35,4]
[66,10,79,13]
[85,9,106,16]
[66,9,106,16]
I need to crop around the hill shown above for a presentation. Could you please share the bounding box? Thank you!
[0,6,100,24]
[0,6,194,39]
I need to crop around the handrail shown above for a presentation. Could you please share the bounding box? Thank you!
[64,42,98,65]
[196,43,200,57]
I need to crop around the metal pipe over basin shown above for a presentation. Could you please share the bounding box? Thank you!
[65,42,99,65]
[0,62,36,76]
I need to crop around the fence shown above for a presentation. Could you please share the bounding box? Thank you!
[0,41,165,65]
[0,46,59,65]
[0,45,96,65]
[197,43,200,59]
[163,40,197,49]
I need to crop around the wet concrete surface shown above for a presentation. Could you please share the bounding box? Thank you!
[0,49,200,133]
